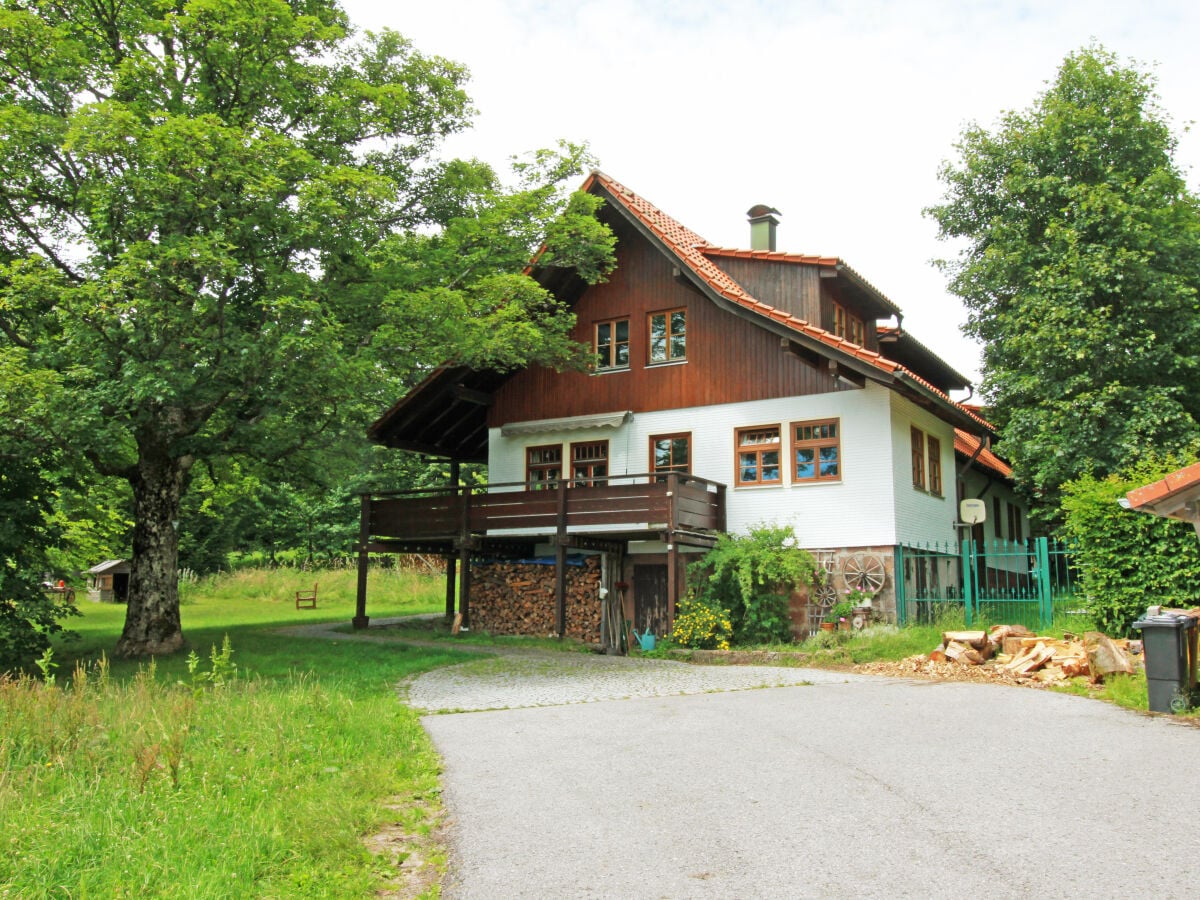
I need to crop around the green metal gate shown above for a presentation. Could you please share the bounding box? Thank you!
[894,537,1078,631]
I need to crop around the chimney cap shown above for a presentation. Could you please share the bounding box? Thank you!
[747,204,781,222]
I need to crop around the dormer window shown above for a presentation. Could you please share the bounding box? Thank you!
[832,301,865,346]
[648,308,686,363]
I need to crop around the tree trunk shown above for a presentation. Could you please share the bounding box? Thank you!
[115,445,192,658]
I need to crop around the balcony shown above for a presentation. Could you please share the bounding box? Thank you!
[357,472,727,553]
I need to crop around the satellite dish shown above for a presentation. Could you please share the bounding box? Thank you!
[960,499,986,525]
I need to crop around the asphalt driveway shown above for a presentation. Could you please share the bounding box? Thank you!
[416,656,1200,899]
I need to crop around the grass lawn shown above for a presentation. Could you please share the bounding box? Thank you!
[2,566,470,899]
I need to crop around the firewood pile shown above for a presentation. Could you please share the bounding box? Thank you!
[858,624,1140,686]
[469,557,601,642]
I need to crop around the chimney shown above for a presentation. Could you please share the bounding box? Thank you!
[747,204,781,252]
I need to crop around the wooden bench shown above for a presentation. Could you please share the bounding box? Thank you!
[295,583,318,609]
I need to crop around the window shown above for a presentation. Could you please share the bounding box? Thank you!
[594,318,629,370]
[927,435,943,496]
[1007,501,1023,543]
[736,426,782,486]
[570,441,608,487]
[650,433,690,480]
[832,301,865,346]
[648,308,687,363]
[791,419,840,482]
[527,444,562,489]
[910,427,925,489]
[993,496,1004,539]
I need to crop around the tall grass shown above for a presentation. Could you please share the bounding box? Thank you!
[3,568,467,898]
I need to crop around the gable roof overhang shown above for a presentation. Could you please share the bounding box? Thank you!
[877,327,972,394]
[1124,462,1200,533]
[368,366,511,462]
[953,429,1013,481]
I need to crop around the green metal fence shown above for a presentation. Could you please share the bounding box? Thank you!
[894,537,1078,631]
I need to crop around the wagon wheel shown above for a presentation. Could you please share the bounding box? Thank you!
[813,581,838,610]
[842,553,886,595]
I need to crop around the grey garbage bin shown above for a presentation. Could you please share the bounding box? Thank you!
[1132,613,1198,713]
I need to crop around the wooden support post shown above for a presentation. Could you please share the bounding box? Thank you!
[555,480,568,639]
[353,494,371,630]
[458,543,471,629]
[667,536,678,628]
[444,556,457,620]
[445,461,460,620]
[458,484,472,629]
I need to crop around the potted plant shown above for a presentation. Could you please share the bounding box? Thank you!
[826,600,856,631]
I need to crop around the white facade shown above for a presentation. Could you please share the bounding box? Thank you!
[489,381,963,552]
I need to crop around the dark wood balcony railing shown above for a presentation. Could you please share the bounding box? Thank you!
[361,472,726,546]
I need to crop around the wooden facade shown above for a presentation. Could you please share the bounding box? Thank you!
[490,217,857,426]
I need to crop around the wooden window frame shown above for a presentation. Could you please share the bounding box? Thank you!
[832,300,865,346]
[526,444,563,490]
[735,425,782,487]
[1007,501,1023,543]
[593,318,630,371]
[790,418,841,483]
[570,440,609,487]
[927,435,943,496]
[993,496,1004,540]
[649,433,691,481]
[910,427,926,490]
[648,307,687,364]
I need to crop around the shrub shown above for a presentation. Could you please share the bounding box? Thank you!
[1062,454,1200,635]
[669,594,732,650]
[689,524,816,645]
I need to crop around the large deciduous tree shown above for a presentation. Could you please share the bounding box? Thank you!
[926,46,1200,520]
[0,0,614,656]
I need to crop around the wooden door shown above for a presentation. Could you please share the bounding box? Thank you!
[633,564,669,636]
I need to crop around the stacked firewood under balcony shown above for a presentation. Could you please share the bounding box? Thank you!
[468,557,602,642]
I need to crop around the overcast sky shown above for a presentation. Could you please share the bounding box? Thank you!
[340,1,1200,391]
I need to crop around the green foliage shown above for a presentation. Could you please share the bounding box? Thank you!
[689,525,815,645]
[0,1,615,652]
[927,45,1200,521]
[669,593,732,650]
[825,600,856,624]
[1061,455,1200,635]
[0,350,79,671]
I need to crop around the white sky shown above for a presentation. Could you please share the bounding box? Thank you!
[340,0,1200,390]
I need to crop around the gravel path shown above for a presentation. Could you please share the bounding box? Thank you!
[406,650,868,712]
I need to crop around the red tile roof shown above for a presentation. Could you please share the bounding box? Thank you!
[953,429,1012,479]
[583,170,992,433]
[1125,461,1200,518]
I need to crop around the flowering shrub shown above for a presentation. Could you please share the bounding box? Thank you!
[689,524,816,644]
[669,594,733,650]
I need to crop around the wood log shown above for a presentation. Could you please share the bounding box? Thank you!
[1002,636,1026,656]
[1060,657,1089,678]
[944,641,984,665]
[942,630,989,649]
[1084,632,1134,681]
[1002,641,1055,676]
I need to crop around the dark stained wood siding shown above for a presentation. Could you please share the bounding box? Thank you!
[490,223,855,426]
[707,257,823,323]
[703,256,880,354]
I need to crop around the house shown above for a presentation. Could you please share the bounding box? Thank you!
[357,172,1025,645]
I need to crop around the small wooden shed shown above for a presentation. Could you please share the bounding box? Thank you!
[87,559,130,603]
